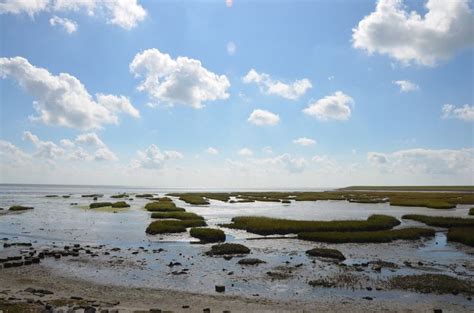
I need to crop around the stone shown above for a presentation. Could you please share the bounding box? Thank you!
[215,285,225,293]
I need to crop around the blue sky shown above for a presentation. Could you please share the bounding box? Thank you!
[0,0,473,188]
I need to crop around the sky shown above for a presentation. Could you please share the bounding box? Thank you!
[0,0,473,188]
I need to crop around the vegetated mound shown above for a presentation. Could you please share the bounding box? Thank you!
[306,248,345,260]
[447,227,474,247]
[145,200,184,212]
[402,214,474,228]
[298,227,435,243]
[146,220,206,235]
[221,214,400,236]
[151,212,204,220]
[9,205,34,211]
[238,258,266,265]
[190,227,226,243]
[389,274,474,295]
[206,243,250,256]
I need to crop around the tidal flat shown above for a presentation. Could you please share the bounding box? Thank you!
[0,184,473,312]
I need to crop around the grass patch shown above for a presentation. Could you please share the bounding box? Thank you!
[341,186,474,192]
[402,214,474,228]
[136,193,154,198]
[298,227,435,243]
[145,200,184,212]
[221,215,400,236]
[89,202,112,209]
[9,205,34,211]
[111,201,130,208]
[177,194,210,205]
[389,274,474,295]
[151,211,204,220]
[390,198,455,209]
[306,248,345,260]
[205,243,250,255]
[447,228,474,247]
[111,194,129,198]
[146,219,207,235]
[190,227,226,243]
[81,194,103,198]
[469,208,474,216]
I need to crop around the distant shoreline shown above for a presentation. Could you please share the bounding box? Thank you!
[339,186,474,192]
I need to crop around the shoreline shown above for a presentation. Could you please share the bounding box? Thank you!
[1,265,472,313]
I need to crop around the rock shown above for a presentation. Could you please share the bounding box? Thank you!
[215,285,225,293]
[433,310,442,313]
[366,287,373,291]
[84,306,96,313]
[362,297,373,301]
[71,296,83,300]
[203,309,211,313]
[182,305,190,309]
[238,258,265,265]
[149,310,162,313]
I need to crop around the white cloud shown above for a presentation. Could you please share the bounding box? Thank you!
[0,139,31,164]
[59,139,75,148]
[243,69,312,100]
[248,109,280,126]
[94,147,118,161]
[442,104,474,121]
[0,56,139,130]
[0,0,147,30]
[368,148,474,176]
[253,153,307,173]
[303,91,354,121]
[206,147,219,155]
[131,144,182,170]
[238,148,253,157]
[394,80,419,92]
[75,132,106,147]
[130,48,230,109]
[227,41,236,56]
[352,0,474,66]
[262,146,273,154]
[49,15,77,33]
[367,152,388,165]
[293,137,316,146]
[23,131,65,159]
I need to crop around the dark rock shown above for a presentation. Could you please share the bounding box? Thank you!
[238,258,265,265]
[433,310,442,313]
[203,309,210,313]
[84,306,96,313]
[215,285,225,293]
[71,296,83,300]
[366,287,373,291]
[362,297,373,301]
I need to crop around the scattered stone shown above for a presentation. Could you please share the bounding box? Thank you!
[215,285,225,293]
[362,296,373,301]
[238,258,265,266]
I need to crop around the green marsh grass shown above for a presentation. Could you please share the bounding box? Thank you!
[145,200,185,212]
[469,208,474,216]
[9,205,34,211]
[298,227,435,243]
[221,214,400,236]
[146,219,206,235]
[402,214,474,228]
[447,227,474,247]
[190,227,226,243]
[150,212,204,220]
[205,243,250,255]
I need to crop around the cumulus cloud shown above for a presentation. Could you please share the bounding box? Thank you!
[394,80,419,92]
[238,148,253,157]
[0,0,147,30]
[293,137,316,146]
[131,144,183,170]
[243,69,312,100]
[442,104,474,121]
[206,147,219,155]
[75,133,106,147]
[368,148,474,176]
[352,0,474,66]
[303,91,354,121]
[367,152,388,165]
[130,48,230,109]
[94,147,118,161]
[0,56,139,130]
[262,146,273,154]
[0,139,31,164]
[49,15,77,33]
[253,153,307,173]
[248,109,280,126]
[59,139,75,148]
[23,131,65,159]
